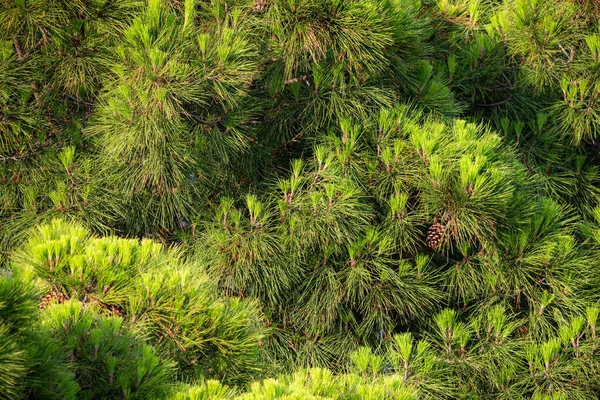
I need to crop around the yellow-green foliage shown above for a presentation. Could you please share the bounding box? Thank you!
[12,219,266,384]
[172,368,420,400]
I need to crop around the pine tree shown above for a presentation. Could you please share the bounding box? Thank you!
[0,0,140,262]
[12,219,266,384]
[0,274,35,400]
[197,107,541,369]
[2,0,600,398]
[37,300,174,399]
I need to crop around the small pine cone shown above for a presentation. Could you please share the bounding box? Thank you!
[110,305,122,317]
[40,291,68,309]
[426,223,445,249]
[443,211,453,222]
[252,0,268,13]
[427,238,439,248]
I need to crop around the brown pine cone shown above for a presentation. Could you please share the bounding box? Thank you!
[426,223,446,249]
[40,291,68,309]
[252,0,269,13]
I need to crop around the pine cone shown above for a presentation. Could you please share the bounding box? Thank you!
[110,305,122,317]
[426,223,445,249]
[40,291,68,309]
[252,0,269,13]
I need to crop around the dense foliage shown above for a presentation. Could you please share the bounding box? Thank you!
[2,0,600,398]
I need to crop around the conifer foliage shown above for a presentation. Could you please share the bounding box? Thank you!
[2,0,600,398]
